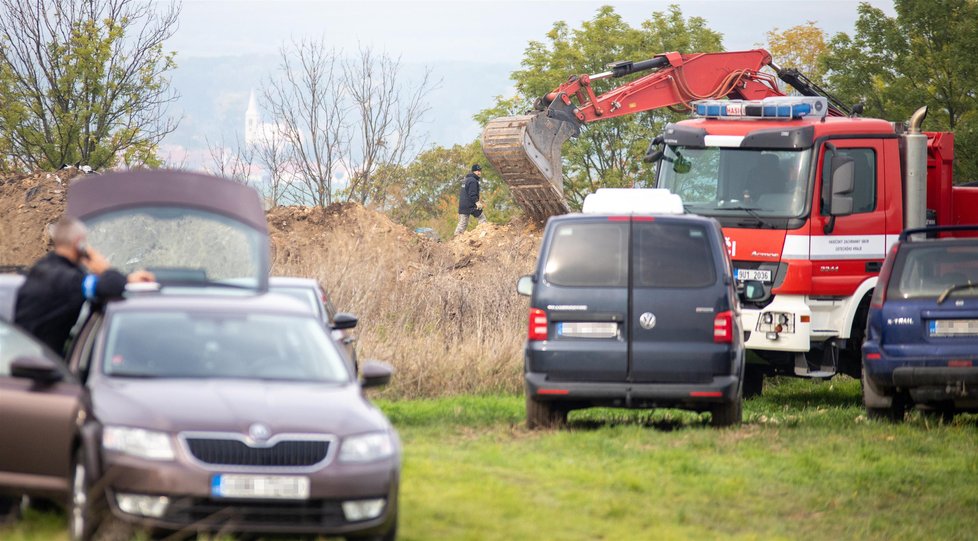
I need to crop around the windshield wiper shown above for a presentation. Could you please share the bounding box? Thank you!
[107,371,158,379]
[713,205,776,229]
[937,283,978,304]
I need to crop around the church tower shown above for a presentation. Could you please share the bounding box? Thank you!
[245,90,260,146]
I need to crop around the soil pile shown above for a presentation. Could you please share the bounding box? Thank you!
[0,169,78,266]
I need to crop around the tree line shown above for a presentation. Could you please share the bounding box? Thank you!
[2,1,977,239]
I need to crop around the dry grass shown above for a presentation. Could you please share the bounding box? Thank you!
[269,204,541,398]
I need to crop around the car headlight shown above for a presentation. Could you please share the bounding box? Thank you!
[102,427,175,461]
[339,432,394,463]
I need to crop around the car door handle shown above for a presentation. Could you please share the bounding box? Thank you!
[866,261,882,273]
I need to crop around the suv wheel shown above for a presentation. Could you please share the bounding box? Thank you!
[525,393,567,429]
[709,397,743,428]
[862,370,906,422]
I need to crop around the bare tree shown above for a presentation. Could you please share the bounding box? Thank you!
[205,133,255,184]
[252,129,295,207]
[261,39,346,208]
[343,47,433,207]
[0,0,180,172]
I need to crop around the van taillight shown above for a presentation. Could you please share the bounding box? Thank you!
[528,308,548,341]
[714,311,734,343]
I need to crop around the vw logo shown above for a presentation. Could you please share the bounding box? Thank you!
[248,423,271,442]
[639,312,656,330]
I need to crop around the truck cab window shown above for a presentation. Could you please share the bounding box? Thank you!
[822,148,876,214]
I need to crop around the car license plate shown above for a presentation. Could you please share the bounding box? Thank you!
[737,269,771,282]
[929,319,978,337]
[557,322,617,338]
[211,474,310,500]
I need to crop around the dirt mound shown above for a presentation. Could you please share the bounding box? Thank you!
[0,170,78,266]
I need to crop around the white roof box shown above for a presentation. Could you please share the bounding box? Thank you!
[582,188,684,215]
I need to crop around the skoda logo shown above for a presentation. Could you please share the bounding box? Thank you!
[248,423,271,442]
[639,312,657,330]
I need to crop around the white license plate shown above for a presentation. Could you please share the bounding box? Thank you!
[737,269,771,282]
[929,319,978,337]
[557,322,618,338]
[211,474,310,500]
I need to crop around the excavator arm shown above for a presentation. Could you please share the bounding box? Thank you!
[482,49,842,221]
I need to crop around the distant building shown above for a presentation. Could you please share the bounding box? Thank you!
[244,90,289,149]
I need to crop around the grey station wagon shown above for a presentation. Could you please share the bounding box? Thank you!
[517,193,746,428]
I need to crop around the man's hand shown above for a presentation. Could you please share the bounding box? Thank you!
[80,247,111,275]
[127,270,156,283]
[475,200,485,210]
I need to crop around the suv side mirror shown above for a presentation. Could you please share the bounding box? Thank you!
[332,312,358,330]
[828,155,855,217]
[516,275,534,297]
[10,355,64,384]
[739,280,767,302]
[360,360,393,389]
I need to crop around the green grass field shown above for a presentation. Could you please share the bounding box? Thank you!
[3,377,977,540]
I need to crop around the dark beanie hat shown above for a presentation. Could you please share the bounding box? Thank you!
[471,164,482,172]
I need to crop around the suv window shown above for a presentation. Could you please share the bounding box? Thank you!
[544,222,628,287]
[635,222,717,288]
[888,243,978,299]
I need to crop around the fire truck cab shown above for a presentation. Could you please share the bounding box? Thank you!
[654,96,978,381]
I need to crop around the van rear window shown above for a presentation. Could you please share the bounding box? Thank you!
[544,223,628,287]
[635,222,716,288]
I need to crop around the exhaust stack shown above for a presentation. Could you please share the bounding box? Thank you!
[904,106,929,231]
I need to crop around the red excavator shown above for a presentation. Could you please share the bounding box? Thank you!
[482,49,849,221]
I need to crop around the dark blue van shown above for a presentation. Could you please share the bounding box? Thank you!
[516,207,746,428]
[862,225,978,421]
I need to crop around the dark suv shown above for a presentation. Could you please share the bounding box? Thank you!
[862,225,978,421]
[517,207,746,428]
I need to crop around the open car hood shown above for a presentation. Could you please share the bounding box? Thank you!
[66,170,270,291]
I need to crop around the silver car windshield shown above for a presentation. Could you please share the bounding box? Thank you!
[102,312,350,382]
[657,146,812,218]
[85,206,264,288]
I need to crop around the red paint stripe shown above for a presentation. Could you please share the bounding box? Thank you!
[607,216,630,221]
[689,391,723,398]
[538,389,570,395]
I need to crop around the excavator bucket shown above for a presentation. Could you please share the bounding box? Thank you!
[482,111,578,221]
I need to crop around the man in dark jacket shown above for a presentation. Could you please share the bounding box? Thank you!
[15,216,154,354]
[454,164,487,236]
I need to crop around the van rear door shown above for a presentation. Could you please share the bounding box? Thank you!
[533,217,629,382]
[629,219,729,383]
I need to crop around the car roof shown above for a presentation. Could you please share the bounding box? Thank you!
[106,292,314,316]
[547,212,719,226]
[268,276,321,288]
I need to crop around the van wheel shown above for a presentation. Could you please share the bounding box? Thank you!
[862,370,906,422]
[743,365,764,399]
[710,398,742,428]
[526,394,567,429]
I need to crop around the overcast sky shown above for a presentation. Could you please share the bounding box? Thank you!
[171,0,897,62]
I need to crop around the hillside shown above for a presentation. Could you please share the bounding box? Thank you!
[0,171,541,396]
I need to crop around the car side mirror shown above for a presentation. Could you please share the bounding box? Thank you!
[360,360,393,389]
[828,155,855,217]
[10,355,64,384]
[332,312,358,330]
[516,275,534,297]
[739,280,767,302]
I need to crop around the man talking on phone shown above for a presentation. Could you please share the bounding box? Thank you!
[14,216,155,354]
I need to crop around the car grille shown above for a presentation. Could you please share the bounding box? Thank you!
[163,498,347,529]
[185,438,330,467]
